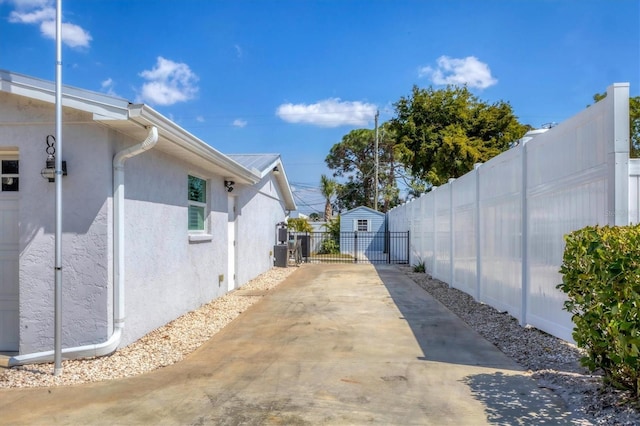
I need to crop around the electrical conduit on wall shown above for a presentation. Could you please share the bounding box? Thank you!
[6,126,158,366]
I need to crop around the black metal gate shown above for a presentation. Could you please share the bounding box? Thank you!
[287,231,409,264]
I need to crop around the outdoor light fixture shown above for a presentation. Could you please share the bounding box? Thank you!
[224,180,235,192]
[40,135,67,182]
[272,166,280,174]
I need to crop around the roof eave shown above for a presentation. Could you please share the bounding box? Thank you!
[0,69,130,120]
[128,104,260,185]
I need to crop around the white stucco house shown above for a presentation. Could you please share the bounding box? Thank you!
[0,70,296,365]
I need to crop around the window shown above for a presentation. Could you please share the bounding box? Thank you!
[188,175,207,231]
[357,219,369,232]
[1,159,18,192]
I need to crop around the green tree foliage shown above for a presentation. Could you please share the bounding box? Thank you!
[287,217,312,233]
[389,85,530,186]
[319,174,337,221]
[318,216,341,254]
[591,92,640,157]
[325,125,401,212]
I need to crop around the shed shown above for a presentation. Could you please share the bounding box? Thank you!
[339,206,386,257]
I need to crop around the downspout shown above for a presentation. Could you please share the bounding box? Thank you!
[6,126,158,367]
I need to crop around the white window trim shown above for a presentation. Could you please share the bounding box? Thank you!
[355,219,370,232]
[188,174,212,241]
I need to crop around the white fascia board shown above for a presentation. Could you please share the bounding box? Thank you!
[0,69,129,120]
[272,158,297,211]
[128,104,259,184]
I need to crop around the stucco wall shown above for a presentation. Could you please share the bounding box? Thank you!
[121,150,230,346]
[0,93,112,353]
[1,91,290,354]
[233,175,288,287]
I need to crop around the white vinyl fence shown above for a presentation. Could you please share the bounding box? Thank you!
[388,83,631,342]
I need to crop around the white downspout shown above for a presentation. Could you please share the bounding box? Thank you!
[6,126,158,367]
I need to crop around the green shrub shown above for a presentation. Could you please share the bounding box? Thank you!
[413,258,426,273]
[318,238,340,255]
[558,224,640,396]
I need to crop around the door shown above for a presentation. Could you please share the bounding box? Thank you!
[227,195,237,291]
[0,194,19,351]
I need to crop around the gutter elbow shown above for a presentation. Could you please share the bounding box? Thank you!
[114,126,158,167]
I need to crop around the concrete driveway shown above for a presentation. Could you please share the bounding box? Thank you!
[0,264,576,425]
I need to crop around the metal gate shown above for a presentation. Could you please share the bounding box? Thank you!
[288,231,409,264]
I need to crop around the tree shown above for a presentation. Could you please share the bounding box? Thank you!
[308,212,321,221]
[319,174,337,221]
[389,85,530,186]
[287,217,312,233]
[325,125,402,213]
[590,92,640,157]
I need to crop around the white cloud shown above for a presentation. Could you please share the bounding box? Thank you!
[100,78,117,96]
[234,44,243,58]
[40,20,92,48]
[276,98,377,128]
[5,0,91,48]
[137,57,199,106]
[419,56,497,89]
[9,6,53,23]
[232,119,247,128]
[196,116,205,123]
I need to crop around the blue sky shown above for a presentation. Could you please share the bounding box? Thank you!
[1,0,638,214]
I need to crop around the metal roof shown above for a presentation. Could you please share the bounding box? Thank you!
[228,154,296,211]
[227,154,279,174]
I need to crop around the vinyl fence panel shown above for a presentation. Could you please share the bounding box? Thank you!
[387,83,630,343]
[478,146,523,319]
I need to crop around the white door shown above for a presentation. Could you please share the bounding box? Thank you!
[227,195,237,291]
[0,194,19,351]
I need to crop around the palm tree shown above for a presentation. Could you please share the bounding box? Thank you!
[320,174,337,222]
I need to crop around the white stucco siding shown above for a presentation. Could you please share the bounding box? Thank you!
[234,175,287,287]
[120,150,229,346]
[0,91,113,353]
[1,90,294,355]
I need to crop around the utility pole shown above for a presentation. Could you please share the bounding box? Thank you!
[374,110,379,211]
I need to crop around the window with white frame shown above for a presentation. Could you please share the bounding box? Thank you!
[188,175,207,232]
[1,159,19,192]
[356,219,369,232]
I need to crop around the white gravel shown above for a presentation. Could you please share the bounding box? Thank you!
[0,266,298,389]
[1,264,639,425]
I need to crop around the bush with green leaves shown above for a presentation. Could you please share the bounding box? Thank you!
[558,225,640,396]
[318,238,340,255]
[317,216,340,255]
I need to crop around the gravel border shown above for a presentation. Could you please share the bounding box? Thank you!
[2,264,639,425]
[0,266,299,389]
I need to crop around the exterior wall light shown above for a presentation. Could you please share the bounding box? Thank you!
[40,135,67,182]
[224,180,235,192]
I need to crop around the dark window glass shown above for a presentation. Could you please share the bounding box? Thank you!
[1,160,18,174]
[1,177,18,191]
[188,175,206,203]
